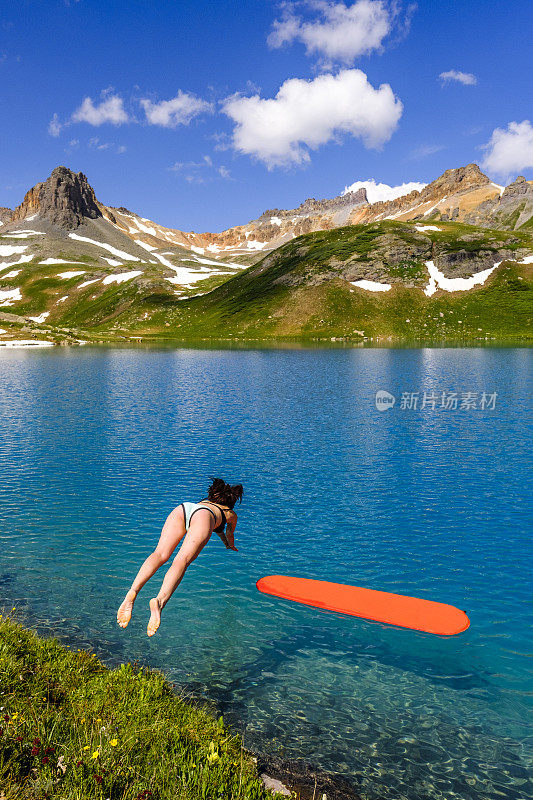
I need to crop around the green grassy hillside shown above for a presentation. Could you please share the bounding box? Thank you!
[1,221,531,344]
[112,221,533,343]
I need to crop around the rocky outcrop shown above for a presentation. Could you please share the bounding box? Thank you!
[0,207,13,223]
[424,163,490,196]
[259,188,368,222]
[493,176,532,225]
[111,206,135,215]
[502,175,530,198]
[255,752,360,800]
[349,164,492,226]
[463,176,533,230]
[11,166,103,228]
[243,224,528,296]
[99,205,118,225]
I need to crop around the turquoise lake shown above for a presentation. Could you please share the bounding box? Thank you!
[0,345,531,800]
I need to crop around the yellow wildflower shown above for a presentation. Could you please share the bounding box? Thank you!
[83,746,90,751]
[110,738,118,746]
[92,751,99,760]
[81,717,85,723]
[96,718,102,722]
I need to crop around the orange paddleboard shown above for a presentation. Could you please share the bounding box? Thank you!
[256,575,470,636]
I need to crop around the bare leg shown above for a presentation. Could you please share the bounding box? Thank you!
[117,505,186,628]
[147,510,213,636]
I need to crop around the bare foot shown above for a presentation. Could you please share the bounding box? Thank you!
[117,589,137,628]
[147,598,162,637]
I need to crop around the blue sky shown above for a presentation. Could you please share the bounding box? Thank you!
[1,0,532,231]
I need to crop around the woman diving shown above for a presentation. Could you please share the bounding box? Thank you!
[117,478,243,636]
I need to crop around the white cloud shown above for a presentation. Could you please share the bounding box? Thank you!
[222,69,403,168]
[268,1,413,65]
[342,178,426,203]
[89,137,110,151]
[439,70,477,86]
[481,120,533,177]
[71,94,129,126]
[87,137,126,155]
[64,138,80,155]
[409,143,445,159]
[48,113,62,137]
[168,155,230,183]
[140,91,213,127]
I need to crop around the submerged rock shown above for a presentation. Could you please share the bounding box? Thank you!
[255,753,361,800]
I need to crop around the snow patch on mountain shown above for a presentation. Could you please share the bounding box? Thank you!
[58,271,86,279]
[28,311,50,323]
[101,257,124,267]
[351,279,392,292]
[134,239,157,252]
[0,288,22,306]
[78,279,100,289]
[102,271,143,285]
[40,258,86,265]
[69,233,141,261]
[3,230,45,238]
[424,260,501,296]
[0,340,54,348]
[0,244,28,257]
[0,255,34,272]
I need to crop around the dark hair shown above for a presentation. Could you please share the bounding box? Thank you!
[207,477,244,510]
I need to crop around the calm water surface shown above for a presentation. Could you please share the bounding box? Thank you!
[0,346,531,800]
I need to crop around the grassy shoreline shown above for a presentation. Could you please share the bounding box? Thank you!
[0,331,531,350]
[0,615,284,800]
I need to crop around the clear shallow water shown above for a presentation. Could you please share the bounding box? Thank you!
[0,346,531,800]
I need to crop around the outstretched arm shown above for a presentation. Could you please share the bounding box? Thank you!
[219,513,238,551]
[216,530,230,548]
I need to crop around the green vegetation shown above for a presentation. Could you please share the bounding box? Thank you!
[125,221,531,343]
[1,220,531,344]
[499,202,526,230]
[0,615,281,800]
[387,259,427,281]
[519,215,533,230]
[413,220,528,250]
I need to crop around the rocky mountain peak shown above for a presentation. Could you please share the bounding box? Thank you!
[295,188,368,214]
[346,164,496,227]
[424,163,489,196]
[342,188,369,205]
[501,175,529,197]
[11,166,103,228]
[258,187,368,222]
